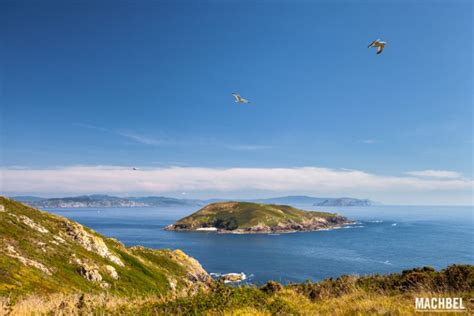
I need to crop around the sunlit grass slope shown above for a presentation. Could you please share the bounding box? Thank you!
[0,196,211,299]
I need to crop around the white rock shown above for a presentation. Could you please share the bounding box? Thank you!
[105,265,119,280]
[4,244,52,275]
[78,265,102,282]
[64,222,124,267]
[53,235,66,244]
[9,214,49,233]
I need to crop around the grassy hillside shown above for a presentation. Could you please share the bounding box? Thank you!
[167,201,350,232]
[0,196,212,299]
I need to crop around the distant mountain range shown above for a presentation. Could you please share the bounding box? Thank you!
[252,196,376,206]
[11,195,377,208]
[12,195,204,208]
[313,197,375,207]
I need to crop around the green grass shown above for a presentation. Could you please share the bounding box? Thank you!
[172,201,346,230]
[144,264,474,315]
[0,196,210,299]
[3,264,473,315]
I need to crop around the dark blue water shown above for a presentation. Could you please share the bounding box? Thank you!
[47,204,473,285]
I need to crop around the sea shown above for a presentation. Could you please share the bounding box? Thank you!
[46,204,473,285]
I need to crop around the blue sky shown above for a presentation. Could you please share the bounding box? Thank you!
[0,0,472,204]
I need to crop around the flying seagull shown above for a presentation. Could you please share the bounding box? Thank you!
[368,39,386,55]
[232,93,250,104]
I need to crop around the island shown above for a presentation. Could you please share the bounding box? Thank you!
[165,201,353,233]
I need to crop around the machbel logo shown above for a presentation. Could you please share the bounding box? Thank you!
[415,297,466,312]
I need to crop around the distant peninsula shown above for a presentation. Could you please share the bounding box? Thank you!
[314,197,374,207]
[165,202,352,234]
[12,195,376,209]
[12,195,204,208]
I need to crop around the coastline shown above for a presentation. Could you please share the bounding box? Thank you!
[165,221,355,234]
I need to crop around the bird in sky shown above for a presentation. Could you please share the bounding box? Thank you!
[368,39,386,55]
[232,93,250,104]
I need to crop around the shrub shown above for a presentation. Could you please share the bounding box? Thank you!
[441,264,474,292]
[261,281,283,294]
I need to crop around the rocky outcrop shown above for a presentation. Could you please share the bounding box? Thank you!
[127,246,213,294]
[69,254,117,286]
[105,265,119,280]
[64,222,124,267]
[160,249,213,293]
[78,264,103,282]
[8,213,49,233]
[167,249,213,286]
[4,245,52,275]
[233,219,349,234]
[219,273,246,283]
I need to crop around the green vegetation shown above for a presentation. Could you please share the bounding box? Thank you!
[0,197,211,299]
[143,265,474,315]
[2,264,472,315]
[167,201,350,232]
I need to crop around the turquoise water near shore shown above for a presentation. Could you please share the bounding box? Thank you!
[47,204,473,285]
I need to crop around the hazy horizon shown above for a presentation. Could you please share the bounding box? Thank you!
[5,191,473,207]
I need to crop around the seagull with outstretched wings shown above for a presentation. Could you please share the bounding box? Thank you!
[368,39,386,55]
[232,93,250,104]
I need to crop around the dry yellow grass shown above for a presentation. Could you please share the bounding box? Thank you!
[1,289,472,315]
[277,289,472,316]
[0,293,164,316]
[224,307,270,316]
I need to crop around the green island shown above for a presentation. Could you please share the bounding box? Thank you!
[1,196,473,315]
[165,201,352,233]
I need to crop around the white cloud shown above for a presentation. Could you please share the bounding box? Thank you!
[1,166,472,204]
[405,170,463,179]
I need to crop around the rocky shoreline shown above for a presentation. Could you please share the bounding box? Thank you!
[165,202,353,234]
[210,272,247,283]
[165,217,353,234]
